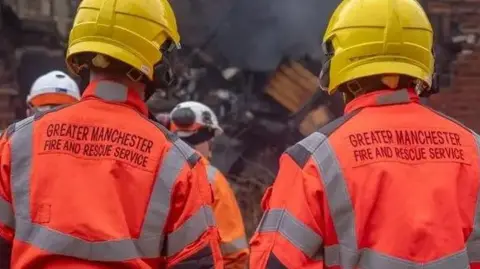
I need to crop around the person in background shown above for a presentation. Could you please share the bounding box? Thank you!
[0,0,223,268]
[167,101,249,269]
[26,70,80,116]
[250,0,480,268]
[0,71,79,147]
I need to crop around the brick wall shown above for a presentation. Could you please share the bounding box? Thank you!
[0,0,75,130]
[0,33,19,130]
[425,0,480,132]
[429,52,480,131]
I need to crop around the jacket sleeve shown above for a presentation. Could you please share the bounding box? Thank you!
[0,130,14,268]
[164,149,224,268]
[210,168,249,269]
[249,150,326,269]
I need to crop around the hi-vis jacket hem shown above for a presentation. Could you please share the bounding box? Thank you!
[250,89,480,269]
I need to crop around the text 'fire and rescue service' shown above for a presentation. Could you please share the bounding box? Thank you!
[348,129,471,165]
[42,123,154,168]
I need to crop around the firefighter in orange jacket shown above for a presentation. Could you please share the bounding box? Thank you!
[250,0,480,268]
[167,101,249,269]
[0,0,224,268]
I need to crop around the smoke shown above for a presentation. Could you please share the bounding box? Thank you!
[170,0,236,47]
[171,0,340,71]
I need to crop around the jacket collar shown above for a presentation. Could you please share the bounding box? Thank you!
[82,79,148,116]
[344,88,420,114]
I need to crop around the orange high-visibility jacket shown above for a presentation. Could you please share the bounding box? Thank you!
[0,79,224,268]
[250,89,480,269]
[203,159,249,269]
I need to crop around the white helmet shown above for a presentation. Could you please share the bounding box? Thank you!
[27,70,80,108]
[170,101,223,139]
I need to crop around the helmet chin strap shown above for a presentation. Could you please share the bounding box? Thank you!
[145,81,156,101]
[76,43,176,102]
[79,68,90,94]
[146,53,177,102]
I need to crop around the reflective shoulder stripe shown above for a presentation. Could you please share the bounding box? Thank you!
[285,132,326,168]
[303,132,358,255]
[0,197,14,229]
[169,136,201,168]
[11,116,35,135]
[467,133,480,262]
[317,108,361,137]
[375,89,411,106]
[166,205,216,257]
[9,116,202,261]
[141,138,196,241]
[0,119,24,230]
[285,110,360,168]
[93,80,129,102]
[421,104,473,133]
[284,143,311,168]
[206,165,218,184]
[149,118,179,143]
[257,208,323,260]
[11,116,35,222]
[4,124,15,139]
[220,236,248,255]
[6,103,76,139]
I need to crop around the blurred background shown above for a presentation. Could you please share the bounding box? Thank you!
[0,0,476,237]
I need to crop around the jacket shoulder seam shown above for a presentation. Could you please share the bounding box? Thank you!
[285,132,327,168]
[285,109,360,168]
[6,104,74,139]
[421,105,473,133]
[317,108,362,137]
[146,118,201,168]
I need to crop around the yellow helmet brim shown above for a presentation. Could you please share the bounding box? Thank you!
[330,60,432,95]
[67,40,156,81]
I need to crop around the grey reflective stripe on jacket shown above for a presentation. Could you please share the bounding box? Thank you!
[207,164,218,184]
[258,130,476,268]
[206,164,249,255]
[7,110,215,261]
[257,208,323,260]
[467,133,480,262]
[220,236,248,255]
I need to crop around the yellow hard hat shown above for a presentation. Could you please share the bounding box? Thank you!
[66,0,180,81]
[319,0,435,95]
